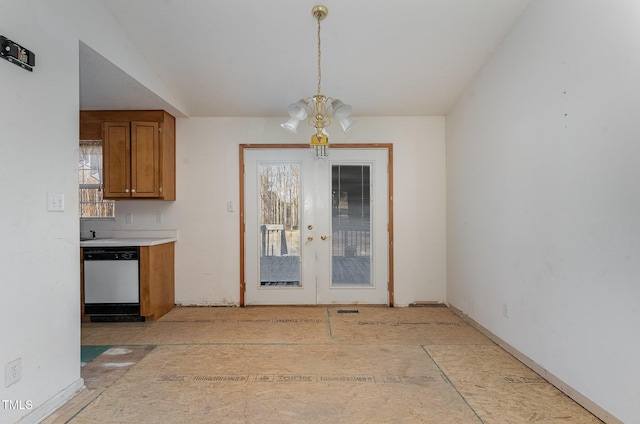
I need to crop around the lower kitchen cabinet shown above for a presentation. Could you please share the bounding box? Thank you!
[139,242,175,320]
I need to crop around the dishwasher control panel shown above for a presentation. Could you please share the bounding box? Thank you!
[83,247,139,261]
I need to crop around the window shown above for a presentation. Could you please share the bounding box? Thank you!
[79,140,115,218]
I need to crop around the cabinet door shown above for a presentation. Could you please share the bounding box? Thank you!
[131,121,160,197]
[103,122,131,198]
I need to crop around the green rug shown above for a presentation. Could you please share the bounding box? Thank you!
[81,345,111,366]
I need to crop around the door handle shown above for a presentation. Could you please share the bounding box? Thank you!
[306,235,314,245]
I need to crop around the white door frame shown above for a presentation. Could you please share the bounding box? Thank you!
[239,144,394,306]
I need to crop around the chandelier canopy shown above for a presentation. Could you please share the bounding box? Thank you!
[280,5,355,159]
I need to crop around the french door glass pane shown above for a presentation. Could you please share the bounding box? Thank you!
[332,165,371,286]
[259,163,301,287]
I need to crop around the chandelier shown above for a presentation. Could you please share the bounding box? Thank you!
[280,5,355,159]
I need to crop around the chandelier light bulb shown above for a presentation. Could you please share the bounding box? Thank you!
[331,99,352,119]
[339,117,356,133]
[288,100,310,120]
[280,117,300,133]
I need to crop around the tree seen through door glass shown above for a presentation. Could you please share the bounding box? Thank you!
[259,164,301,287]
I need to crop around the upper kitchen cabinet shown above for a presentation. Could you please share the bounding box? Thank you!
[80,110,176,200]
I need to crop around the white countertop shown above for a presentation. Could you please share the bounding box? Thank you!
[79,230,178,247]
[80,237,177,247]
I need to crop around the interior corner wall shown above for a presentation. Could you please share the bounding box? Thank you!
[68,0,187,116]
[446,0,640,422]
[0,1,84,423]
[83,116,447,307]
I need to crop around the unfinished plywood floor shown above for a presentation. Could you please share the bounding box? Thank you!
[45,306,601,423]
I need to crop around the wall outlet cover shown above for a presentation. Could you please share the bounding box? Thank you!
[5,358,21,387]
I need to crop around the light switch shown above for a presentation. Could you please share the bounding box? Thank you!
[47,192,64,211]
[227,201,234,212]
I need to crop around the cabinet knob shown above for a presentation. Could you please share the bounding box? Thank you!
[125,189,129,193]
[131,188,136,193]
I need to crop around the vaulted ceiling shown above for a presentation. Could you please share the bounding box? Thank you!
[80,0,532,118]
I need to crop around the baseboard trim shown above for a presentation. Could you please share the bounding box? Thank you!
[17,378,85,424]
[448,304,622,424]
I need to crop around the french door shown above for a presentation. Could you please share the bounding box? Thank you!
[242,146,391,305]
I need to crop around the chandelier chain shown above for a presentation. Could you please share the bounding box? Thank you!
[317,13,322,95]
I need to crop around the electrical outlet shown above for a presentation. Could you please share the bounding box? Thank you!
[125,213,134,224]
[502,302,510,318]
[5,358,21,387]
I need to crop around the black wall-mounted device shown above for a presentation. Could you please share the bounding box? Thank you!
[1,35,35,72]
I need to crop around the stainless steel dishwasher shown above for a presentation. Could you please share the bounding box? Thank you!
[83,246,142,320]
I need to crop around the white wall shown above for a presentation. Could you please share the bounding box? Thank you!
[0,1,183,422]
[446,0,640,422]
[0,2,82,423]
[82,116,447,306]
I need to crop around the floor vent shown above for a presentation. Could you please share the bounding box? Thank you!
[337,309,359,314]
